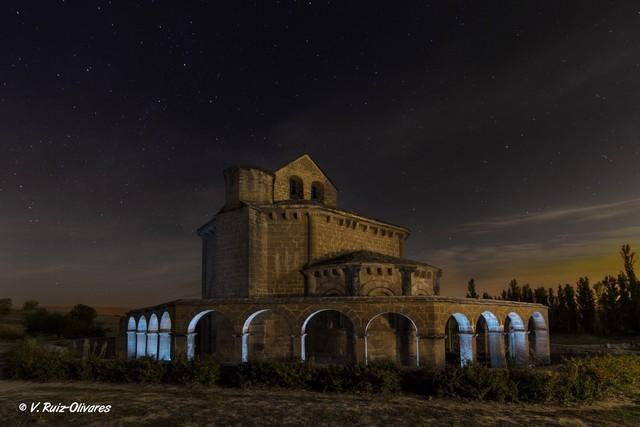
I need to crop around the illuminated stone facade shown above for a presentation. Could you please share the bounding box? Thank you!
[121,155,550,368]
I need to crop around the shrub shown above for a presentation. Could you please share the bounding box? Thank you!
[6,340,74,381]
[0,324,24,340]
[554,359,609,403]
[0,298,12,315]
[400,368,436,395]
[343,361,402,393]
[310,364,347,392]
[22,300,39,311]
[434,364,516,402]
[124,357,167,383]
[91,358,129,383]
[194,357,220,385]
[24,309,67,337]
[165,356,197,384]
[510,368,558,403]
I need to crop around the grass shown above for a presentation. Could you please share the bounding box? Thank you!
[1,380,639,426]
[551,334,640,346]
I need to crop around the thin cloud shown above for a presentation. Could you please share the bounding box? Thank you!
[459,198,640,235]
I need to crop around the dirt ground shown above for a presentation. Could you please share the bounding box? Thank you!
[1,380,639,427]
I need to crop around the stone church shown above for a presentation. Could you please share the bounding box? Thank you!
[121,155,550,368]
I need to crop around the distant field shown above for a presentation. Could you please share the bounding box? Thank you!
[551,334,640,346]
[1,380,639,427]
[0,308,124,339]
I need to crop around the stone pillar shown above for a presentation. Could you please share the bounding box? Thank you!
[418,335,446,370]
[125,332,136,359]
[488,331,506,368]
[158,332,171,361]
[434,271,442,295]
[232,334,244,363]
[343,266,361,296]
[146,332,159,359]
[532,329,551,364]
[295,334,307,361]
[506,331,529,366]
[458,332,474,367]
[135,332,147,358]
[355,334,367,364]
[179,332,195,360]
[399,267,416,296]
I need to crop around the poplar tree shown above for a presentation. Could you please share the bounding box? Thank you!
[576,277,596,333]
[466,278,479,299]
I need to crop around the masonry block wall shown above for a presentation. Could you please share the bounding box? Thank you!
[273,155,338,207]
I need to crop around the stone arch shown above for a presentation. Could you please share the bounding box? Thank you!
[413,288,430,296]
[322,288,345,296]
[360,279,395,297]
[126,316,137,359]
[300,309,356,364]
[146,313,159,359]
[475,311,504,367]
[445,313,473,367]
[241,308,293,362]
[365,312,419,367]
[366,286,396,296]
[310,181,324,202]
[289,175,303,200]
[158,311,172,361]
[186,309,235,361]
[528,311,550,364]
[136,315,147,358]
[504,312,528,366]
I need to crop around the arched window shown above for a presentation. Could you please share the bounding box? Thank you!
[289,176,303,200]
[310,181,324,202]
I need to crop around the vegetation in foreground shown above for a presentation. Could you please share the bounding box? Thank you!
[5,340,640,405]
[2,379,640,427]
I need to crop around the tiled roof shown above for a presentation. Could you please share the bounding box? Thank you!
[305,250,439,269]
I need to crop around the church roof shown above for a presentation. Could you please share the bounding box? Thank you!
[304,250,440,270]
[274,154,339,191]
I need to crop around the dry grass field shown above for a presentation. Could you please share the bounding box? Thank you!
[1,380,639,427]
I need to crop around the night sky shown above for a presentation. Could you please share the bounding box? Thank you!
[2,1,640,308]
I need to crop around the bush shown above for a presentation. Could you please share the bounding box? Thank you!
[341,361,401,393]
[0,324,24,340]
[165,356,197,385]
[23,306,106,339]
[218,361,401,393]
[6,340,75,381]
[22,300,39,311]
[5,341,639,405]
[554,359,609,403]
[124,357,167,383]
[434,364,516,402]
[24,309,68,337]
[0,298,12,315]
[194,357,221,385]
[510,368,558,403]
[220,361,315,388]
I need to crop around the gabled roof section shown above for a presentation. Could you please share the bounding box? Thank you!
[304,250,440,270]
[275,154,339,191]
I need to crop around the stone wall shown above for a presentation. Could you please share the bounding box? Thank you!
[206,208,249,298]
[273,154,338,207]
[310,211,405,259]
[223,166,274,210]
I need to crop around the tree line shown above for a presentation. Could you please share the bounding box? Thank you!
[466,244,640,335]
[0,299,107,338]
